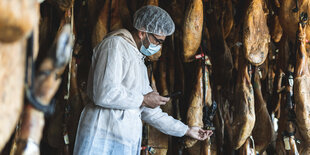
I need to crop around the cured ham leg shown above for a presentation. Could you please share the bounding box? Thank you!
[0,1,39,152]
[10,24,73,155]
[206,3,233,88]
[186,59,214,155]
[220,0,234,39]
[90,0,109,48]
[185,61,212,148]
[185,64,203,148]
[270,15,283,43]
[91,0,123,48]
[294,17,310,154]
[201,137,217,155]
[182,0,203,62]
[185,63,204,148]
[252,68,275,153]
[268,0,282,43]
[0,40,26,152]
[110,0,122,31]
[243,0,270,66]
[119,0,132,31]
[170,0,185,28]
[225,56,255,150]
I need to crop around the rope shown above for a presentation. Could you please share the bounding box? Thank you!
[62,6,75,153]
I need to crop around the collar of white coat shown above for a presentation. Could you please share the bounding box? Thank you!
[104,29,145,61]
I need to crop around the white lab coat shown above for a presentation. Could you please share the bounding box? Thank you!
[73,29,188,155]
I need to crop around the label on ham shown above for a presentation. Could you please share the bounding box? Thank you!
[64,133,70,145]
[283,137,291,150]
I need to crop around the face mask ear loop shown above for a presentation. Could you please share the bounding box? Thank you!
[146,33,152,45]
[140,33,148,49]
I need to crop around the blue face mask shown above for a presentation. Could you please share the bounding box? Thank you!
[140,34,162,56]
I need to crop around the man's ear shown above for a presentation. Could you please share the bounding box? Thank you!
[138,31,145,40]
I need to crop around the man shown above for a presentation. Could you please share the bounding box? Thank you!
[74,5,213,155]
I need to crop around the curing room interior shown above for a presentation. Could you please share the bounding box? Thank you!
[1,0,309,155]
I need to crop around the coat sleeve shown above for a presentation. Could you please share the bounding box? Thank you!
[90,37,144,109]
[141,106,189,137]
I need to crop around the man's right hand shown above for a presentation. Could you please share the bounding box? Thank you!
[142,91,170,108]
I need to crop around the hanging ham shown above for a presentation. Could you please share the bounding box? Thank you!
[243,0,270,66]
[294,19,310,154]
[252,67,275,153]
[182,0,203,62]
[225,56,255,150]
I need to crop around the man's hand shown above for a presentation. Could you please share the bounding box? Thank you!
[142,91,170,108]
[185,126,213,141]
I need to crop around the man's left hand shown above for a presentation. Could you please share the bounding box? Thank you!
[185,126,213,141]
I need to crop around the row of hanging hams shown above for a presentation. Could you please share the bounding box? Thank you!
[182,0,310,154]
[4,0,310,154]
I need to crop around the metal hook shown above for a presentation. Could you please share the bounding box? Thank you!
[299,12,308,27]
[292,0,299,12]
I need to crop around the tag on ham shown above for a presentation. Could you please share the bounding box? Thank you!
[283,137,291,150]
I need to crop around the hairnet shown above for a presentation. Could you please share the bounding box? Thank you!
[133,5,175,36]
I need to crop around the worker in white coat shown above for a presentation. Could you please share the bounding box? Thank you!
[73,5,213,155]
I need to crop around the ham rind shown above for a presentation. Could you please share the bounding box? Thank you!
[270,15,283,43]
[91,0,123,48]
[243,0,270,66]
[201,138,217,155]
[46,0,73,12]
[268,0,282,43]
[229,57,255,150]
[185,64,203,148]
[0,40,25,151]
[0,0,39,151]
[186,61,212,148]
[220,0,234,39]
[110,0,122,32]
[295,77,310,144]
[119,0,132,31]
[252,68,275,153]
[294,22,310,154]
[182,0,203,62]
[11,25,73,155]
[188,137,217,155]
[91,0,109,48]
[206,4,233,88]
[0,0,39,43]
